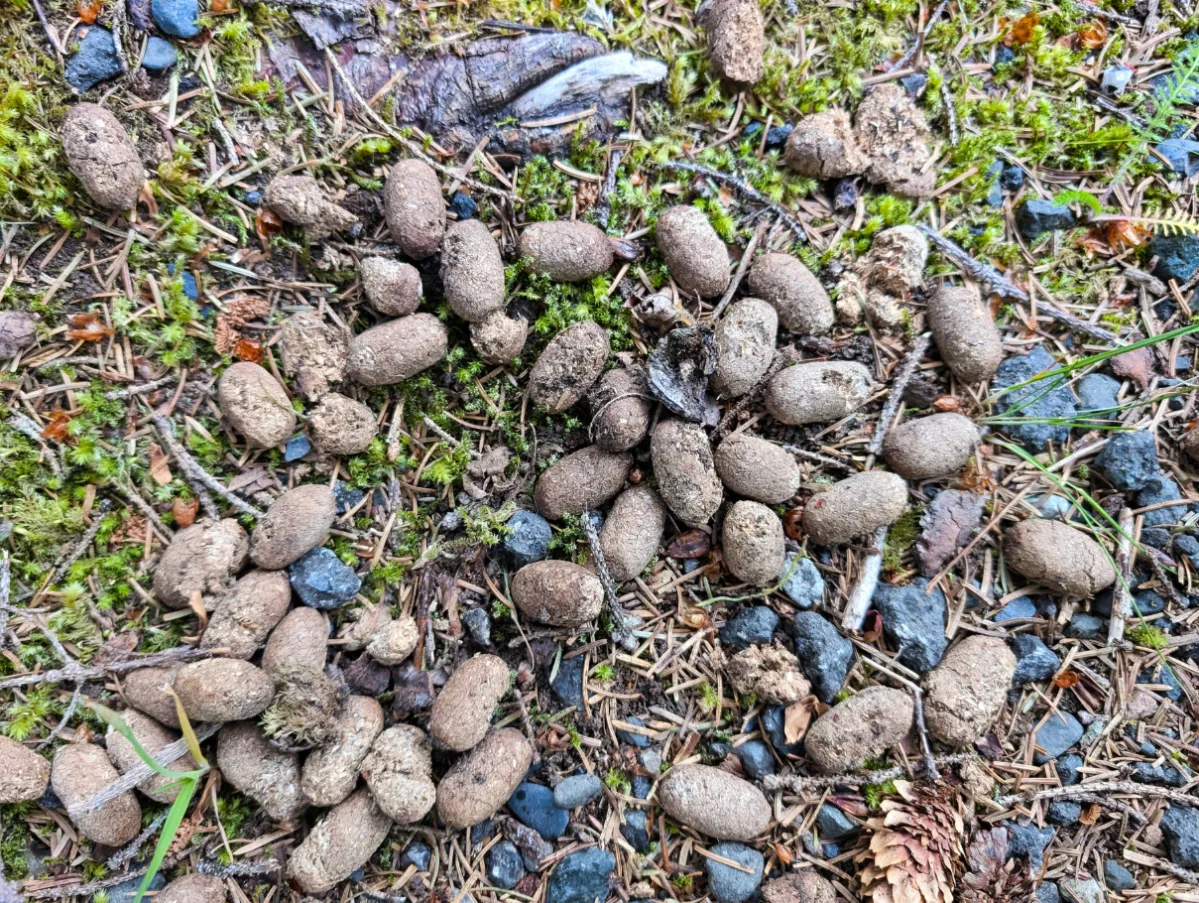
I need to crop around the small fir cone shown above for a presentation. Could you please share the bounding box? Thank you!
[856,780,964,903]
[960,827,1036,903]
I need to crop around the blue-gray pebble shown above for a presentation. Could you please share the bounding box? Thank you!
[141,37,177,71]
[508,783,569,841]
[872,578,948,672]
[485,840,525,890]
[546,848,615,903]
[1033,711,1084,763]
[704,843,764,903]
[719,606,778,650]
[791,611,853,702]
[289,547,362,609]
[553,774,603,810]
[1094,431,1159,491]
[66,28,122,92]
[780,553,824,608]
[152,0,202,38]
[1011,634,1060,685]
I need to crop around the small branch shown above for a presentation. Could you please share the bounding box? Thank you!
[105,376,175,401]
[0,646,216,691]
[1148,554,1186,612]
[1108,507,1135,644]
[48,499,112,588]
[7,413,62,476]
[115,481,175,544]
[890,0,950,72]
[711,221,768,321]
[152,413,263,518]
[37,684,84,750]
[760,753,977,792]
[196,858,281,879]
[0,554,12,650]
[78,723,220,815]
[660,161,808,241]
[594,149,624,231]
[911,688,941,780]
[781,444,857,472]
[994,781,1199,810]
[581,510,636,651]
[867,333,931,463]
[940,79,959,146]
[841,525,888,632]
[106,809,169,869]
[917,224,1029,301]
[513,689,541,765]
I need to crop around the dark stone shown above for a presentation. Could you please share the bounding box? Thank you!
[993,44,1016,67]
[709,739,733,761]
[1075,373,1120,416]
[180,272,198,301]
[1011,634,1060,684]
[780,554,824,608]
[764,123,793,147]
[790,611,853,702]
[994,597,1037,622]
[1130,590,1167,618]
[822,842,839,859]
[1150,233,1199,284]
[899,72,927,96]
[1056,754,1083,785]
[292,7,359,50]
[1161,805,1199,867]
[1007,819,1055,871]
[1137,475,1194,528]
[349,868,365,883]
[704,843,764,903]
[66,28,122,92]
[761,704,804,757]
[1103,860,1135,891]
[244,189,262,206]
[142,36,177,71]
[462,607,492,646]
[344,654,391,696]
[1175,534,1199,569]
[471,819,496,845]
[486,840,526,890]
[631,775,652,800]
[450,192,478,220]
[621,810,651,852]
[545,847,615,903]
[872,578,948,672]
[647,326,718,424]
[1141,527,1171,548]
[719,606,778,650]
[400,841,432,871]
[992,347,1077,450]
[289,547,362,609]
[1033,711,1084,763]
[553,774,603,809]
[507,783,569,840]
[616,716,651,748]
[1137,665,1183,702]
[500,510,552,566]
[1094,431,1159,491]
[1037,883,1060,903]
[734,739,775,779]
[1155,138,1199,177]
[1065,613,1104,640]
[1016,199,1076,239]
[108,872,166,903]
[285,435,312,462]
[333,482,365,514]
[832,178,857,211]
[1132,762,1188,787]
[151,0,201,38]
[816,803,858,841]
[1001,165,1025,191]
[1047,801,1081,826]
[551,654,585,709]
[985,180,1004,208]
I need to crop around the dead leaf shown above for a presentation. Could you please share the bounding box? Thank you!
[40,411,73,443]
[1008,10,1039,44]
[233,338,264,363]
[1052,670,1080,688]
[66,312,115,343]
[256,208,283,245]
[680,607,710,630]
[783,695,819,744]
[1110,345,1156,389]
[188,590,208,632]
[77,0,101,23]
[172,497,199,527]
[862,609,884,643]
[773,843,793,866]
[932,395,963,413]
[149,443,173,486]
[223,295,271,326]
[213,318,240,355]
[1079,803,1101,825]
[1103,219,1150,248]
[666,529,711,559]
[783,507,803,541]
[1077,20,1107,48]
[916,489,985,577]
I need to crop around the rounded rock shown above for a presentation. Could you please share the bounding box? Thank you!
[51,743,142,846]
[528,320,610,412]
[0,735,50,803]
[156,874,227,903]
[722,501,786,587]
[106,710,198,803]
[588,366,652,452]
[471,312,528,364]
[279,310,349,402]
[804,686,915,773]
[802,471,908,546]
[705,842,764,903]
[62,103,146,210]
[711,298,777,398]
[217,361,296,448]
[301,695,384,807]
[122,664,183,728]
[922,635,1017,747]
[765,361,872,425]
[216,721,308,822]
[928,284,1004,384]
[200,569,292,659]
[175,659,275,723]
[360,257,422,317]
[441,219,505,322]
[651,418,723,527]
[715,434,799,504]
[365,615,419,666]
[700,0,765,88]
[511,561,604,627]
[309,393,377,456]
[0,310,37,359]
[658,763,771,841]
[153,518,249,610]
[656,206,730,298]
[250,484,336,570]
[383,158,445,260]
[429,653,510,751]
[1004,519,1116,597]
[436,728,533,829]
[262,607,329,676]
[599,486,667,583]
[519,221,614,282]
[883,413,980,481]
[762,871,838,903]
[361,724,437,824]
[534,445,630,520]
[783,110,869,179]
[746,253,835,336]
[346,313,448,386]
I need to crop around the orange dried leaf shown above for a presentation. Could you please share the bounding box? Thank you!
[1079,803,1101,825]
[149,443,173,486]
[1077,20,1107,48]
[211,0,233,11]
[932,395,963,413]
[77,0,101,23]
[666,529,710,559]
[1052,670,1080,688]
[681,607,710,630]
[255,208,283,244]
[1009,11,1039,45]
[783,696,819,744]
[66,312,115,343]
[40,411,73,443]
[1104,218,1150,248]
[172,497,199,527]
[233,338,263,363]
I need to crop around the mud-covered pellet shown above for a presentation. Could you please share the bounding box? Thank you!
[216,721,308,822]
[711,298,777,398]
[927,284,1004,384]
[429,654,510,751]
[922,636,1016,747]
[651,419,723,527]
[122,664,183,728]
[346,314,448,387]
[436,728,533,829]
[714,434,799,504]
[309,393,377,456]
[175,659,275,722]
[365,615,419,666]
[51,743,142,846]
[62,103,146,210]
[802,471,908,546]
[804,686,915,773]
[658,764,770,841]
[746,253,834,336]
[0,735,50,803]
[783,110,868,179]
[528,320,610,412]
[519,220,614,282]
[153,518,249,610]
[156,874,226,903]
[217,361,296,448]
[262,607,329,676]
[1004,519,1116,598]
[441,219,505,323]
[534,445,630,520]
[856,84,935,199]
[383,158,446,260]
[764,361,872,425]
[106,710,198,803]
[722,500,786,586]
[883,412,979,481]
[470,312,528,364]
[279,310,349,402]
[263,174,357,241]
[250,484,336,570]
[589,366,652,452]
[599,486,667,583]
[656,206,730,298]
[699,0,765,88]
[360,257,422,317]
[511,560,604,627]
[289,788,392,892]
[302,695,384,807]
[361,724,437,824]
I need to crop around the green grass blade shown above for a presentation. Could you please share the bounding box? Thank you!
[90,703,200,781]
[132,778,196,903]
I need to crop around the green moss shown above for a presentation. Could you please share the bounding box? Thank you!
[1127,623,1168,650]
[882,506,924,574]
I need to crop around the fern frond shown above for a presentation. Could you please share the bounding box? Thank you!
[1052,189,1104,215]
[1123,212,1199,236]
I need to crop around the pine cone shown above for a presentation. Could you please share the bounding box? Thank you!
[856,780,964,903]
[960,827,1036,903]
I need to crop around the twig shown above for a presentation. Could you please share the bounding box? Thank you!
[30,0,65,61]
[594,149,624,231]
[6,412,63,476]
[78,723,220,815]
[659,161,808,241]
[911,688,941,780]
[1148,554,1186,611]
[761,753,977,792]
[917,224,1029,301]
[841,525,888,632]
[581,510,637,651]
[711,221,768,321]
[196,858,281,879]
[513,689,541,765]
[1108,507,1135,644]
[1077,0,1141,26]
[1150,858,1199,884]
[0,554,11,650]
[152,413,263,518]
[890,0,950,72]
[106,809,169,869]
[104,376,175,401]
[48,499,112,588]
[940,79,959,146]
[0,646,216,690]
[37,684,84,749]
[781,444,857,472]
[422,415,462,449]
[867,333,931,463]
[995,781,1198,809]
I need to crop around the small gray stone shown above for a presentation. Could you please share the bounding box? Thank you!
[816,803,858,840]
[1056,754,1083,785]
[872,578,948,672]
[66,28,122,92]
[508,783,569,841]
[1037,883,1060,903]
[621,810,651,852]
[141,37,177,71]
[1101,65,1134,94]
[719,606,779,650]
[1075,374,1120,414]
[992,347,1077,450]
[152,0,201,38]
[1016,200,1076,239]
[1047,801,1081,826]
[1008,819,1055,872]
[107,872,166,903]
[1161,805,1199,868]
[994,597,1037,622]
[462,608,492,646]
[639,747,662,774]
[400,841,432,871]
[486,840,526,890]
[734,739,775,779]
[616,716,651,748]
[1065,613,1104,640]
[780,553,824,608]
[288,547,362,609]
[500,510,552,566]
[1059,877,1102,903]
[1103,860,1135,891]
[546,848,615,903]
[790,611,854,703]
[1033,712,1084,763]
[1094,431,1159,491]
[553,774,603,810]
[704,842,764,903]
[1011,634,1060,685]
